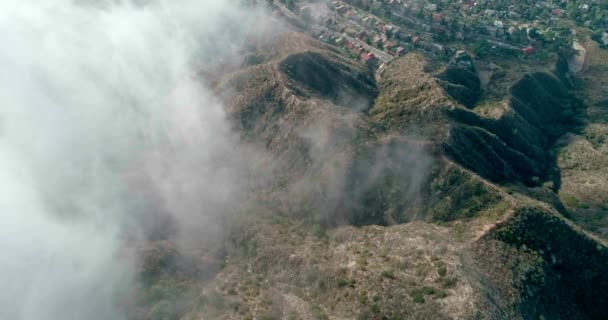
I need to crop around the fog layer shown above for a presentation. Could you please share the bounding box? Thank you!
[0,1,257,319]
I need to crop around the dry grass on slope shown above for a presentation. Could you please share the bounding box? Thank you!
[192,217,476,320]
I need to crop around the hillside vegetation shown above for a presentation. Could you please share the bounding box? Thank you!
[133,26,608,320]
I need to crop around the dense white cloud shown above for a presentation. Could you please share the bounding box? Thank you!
[0,1,259,318]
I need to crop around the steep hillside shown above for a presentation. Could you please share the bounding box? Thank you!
[556,38,608,237]
[475,207,608,320]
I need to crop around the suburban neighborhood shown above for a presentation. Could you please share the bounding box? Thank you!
[268,0,608,67]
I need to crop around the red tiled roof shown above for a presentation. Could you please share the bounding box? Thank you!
[522,46,535,54]
[361,52,376,61]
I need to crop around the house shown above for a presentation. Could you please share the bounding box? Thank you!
[361,52,376,61]
[412,36,421,44]
[384,41,398,51]
[373,35,383,45]
[452,50,474,70]
[336,5,347,13]
[380,24,396,35]
[395,46,406,56]
[453,50,468,62]
[522,46,536,55]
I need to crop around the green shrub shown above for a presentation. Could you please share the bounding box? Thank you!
[310,224,327,238]
[411,292,425,303]
[336,278,347,287]
[381,269,396,279]
[311,305,329,320]
[578,202,591,209]
[410,286,440,303]
[357,310,372,320]
[433,260,447,277]
[439,277,458,288]
[370,304,381,313]
[437,265,447,277]
[258,313,278,320]
[359,292,368,305]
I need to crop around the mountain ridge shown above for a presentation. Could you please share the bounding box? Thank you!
[133,26,608,320]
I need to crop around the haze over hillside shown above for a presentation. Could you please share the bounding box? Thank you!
[1,1,607,320]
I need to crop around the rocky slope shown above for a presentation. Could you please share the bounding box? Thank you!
[133,27,608,320]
